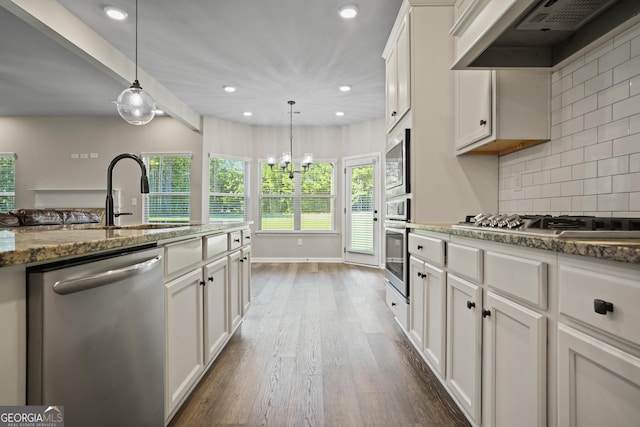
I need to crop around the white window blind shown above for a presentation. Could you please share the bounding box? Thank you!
[0,153,16,213]
[209,156,249,223]
[346,164,374,253]
[259,161,335,231]
[142,154,191,223]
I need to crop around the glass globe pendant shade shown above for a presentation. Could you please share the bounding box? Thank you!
[116,80,156,125]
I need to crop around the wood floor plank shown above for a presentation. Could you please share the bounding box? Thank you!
[169,263,469,427]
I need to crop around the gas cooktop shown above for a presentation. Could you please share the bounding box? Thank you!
[452,214,640,239]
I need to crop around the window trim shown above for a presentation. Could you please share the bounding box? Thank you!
[0,153,16,213]
[257,158,337,234]
[208,153,251,223]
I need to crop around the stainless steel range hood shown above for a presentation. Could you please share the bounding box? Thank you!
[451,0,640,69]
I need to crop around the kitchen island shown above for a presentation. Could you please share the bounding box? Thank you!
[0,221,252,424]
[397,222,640,427]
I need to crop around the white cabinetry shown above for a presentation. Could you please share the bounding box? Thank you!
[203,256,229,365]
[0,266,26,405]
[385,14,410,131]
[558,259,640,426]
[228,250,242,332]
[165,267,204,416]
[241,245,251,315]
[446,273,482,424]
[455,70,550,155]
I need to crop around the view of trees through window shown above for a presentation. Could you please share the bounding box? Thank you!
[260,161,335,231]
[210,157,248,223]
[143,155,191,223]
[0,155,15,213]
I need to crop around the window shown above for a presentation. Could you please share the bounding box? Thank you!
[142,153,191,223]
[259,161,335,231]
[0,153,15,213]
[209,155,250,223]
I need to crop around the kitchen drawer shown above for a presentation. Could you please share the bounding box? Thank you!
[559,265,640,346]
[241,228,251,246]
[448,243,483,283]
[386,282,409,331]
[229,231,242,251]
[485,251,547,309]
[165,238,202,276]
[408,233,445,267]
[203,233,228,260]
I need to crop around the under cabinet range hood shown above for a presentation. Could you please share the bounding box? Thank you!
[451,0,640,69]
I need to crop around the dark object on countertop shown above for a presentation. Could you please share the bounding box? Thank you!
[0,212,20,227]
[5,208,103,227]
[9,209,64,225]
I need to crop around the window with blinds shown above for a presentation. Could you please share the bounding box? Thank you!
[259,161,335,231]
[0,154,15,213]
[209,156,249,223]
[142,154,191,223]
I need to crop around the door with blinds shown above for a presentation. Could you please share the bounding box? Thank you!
[344,155,380,267]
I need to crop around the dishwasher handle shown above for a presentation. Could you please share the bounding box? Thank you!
[53,255,163,295]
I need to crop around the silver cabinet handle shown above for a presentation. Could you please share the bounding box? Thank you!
[53,255,163,295]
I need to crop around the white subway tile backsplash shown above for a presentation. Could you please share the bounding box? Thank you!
[585,70,613,95]
[598,43,630,73]
[598,155,629,176]
[597,117,629,142]
[499,21,640,216]
[612,133,640,156]
[613,54,640,84]
[598,193,629,211]
[598,80,630,108]
[584,141,612,162]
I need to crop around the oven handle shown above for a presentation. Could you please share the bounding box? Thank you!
[53,255,163,295]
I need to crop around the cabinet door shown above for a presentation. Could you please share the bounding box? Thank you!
[409,256,426,351]
[558,324,640,427]
[203,257,229,366]
[165,268,204,416]
[241,246,251,315]
[456,70,492,149]
[228,251,242,332]
[424,263,447,377]
[483,291,546,427]
[385,46,398,130]
[395,14,410,121]
[446,273,482,424]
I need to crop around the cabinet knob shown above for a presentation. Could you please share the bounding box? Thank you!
[391,302,397,306]
[480,119,487,126]
[594,299,614,315]
[239,259,244,263]
[417,245,423,250]
[391,111,397,117]
[466,300,475,309]
[482,309,491,318]
[234,238,241,243]
[245,236,251,240]
[417,272,426,278]
[199,280,205,286]
[208,276,214,282]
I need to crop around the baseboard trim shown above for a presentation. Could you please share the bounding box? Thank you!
[252,257,344,263]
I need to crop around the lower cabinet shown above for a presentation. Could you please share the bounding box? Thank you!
[165,268,204,416]
[203,257,229,365]
[558,324,640,426]
[241,246,251,315]
[446,273,482,424]
[482,291,546,427]
[228,250,243,332]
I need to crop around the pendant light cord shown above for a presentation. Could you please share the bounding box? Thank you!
[135,0,138,81]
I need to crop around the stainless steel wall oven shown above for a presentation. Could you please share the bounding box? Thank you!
[385,219,408,301]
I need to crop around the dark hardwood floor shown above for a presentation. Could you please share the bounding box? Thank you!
[169,263,470,427]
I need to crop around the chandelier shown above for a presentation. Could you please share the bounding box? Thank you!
[267,100,312,179]
[115,0,156,125]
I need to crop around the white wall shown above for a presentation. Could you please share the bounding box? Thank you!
[499,22,640,217]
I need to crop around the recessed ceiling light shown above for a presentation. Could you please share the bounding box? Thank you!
[336,111,345,116]
[339,85,352,92]
[223,86,237,93]
[338,5,358,19]
[243,112,252,117]
[104,6,128,21]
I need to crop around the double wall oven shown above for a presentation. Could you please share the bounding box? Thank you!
[384,128,410,302]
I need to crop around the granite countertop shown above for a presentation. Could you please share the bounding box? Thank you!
[407,223,640,265]
[0,222,251,267]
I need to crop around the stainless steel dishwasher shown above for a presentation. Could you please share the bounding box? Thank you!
[27,245,164,427]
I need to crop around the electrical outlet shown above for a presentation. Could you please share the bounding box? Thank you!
[71,153,79,159]
[90,153,99,159]
[131,198,137,206]
[80,153,88,159]
[297,238,302,246]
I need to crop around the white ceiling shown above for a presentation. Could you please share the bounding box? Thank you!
[0,0,403,127]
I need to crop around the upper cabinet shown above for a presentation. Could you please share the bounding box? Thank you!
[385,14,411,132]
[455,69,550,155]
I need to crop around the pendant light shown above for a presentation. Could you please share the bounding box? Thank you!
[267,101,312,179]
[116,0,156,125]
